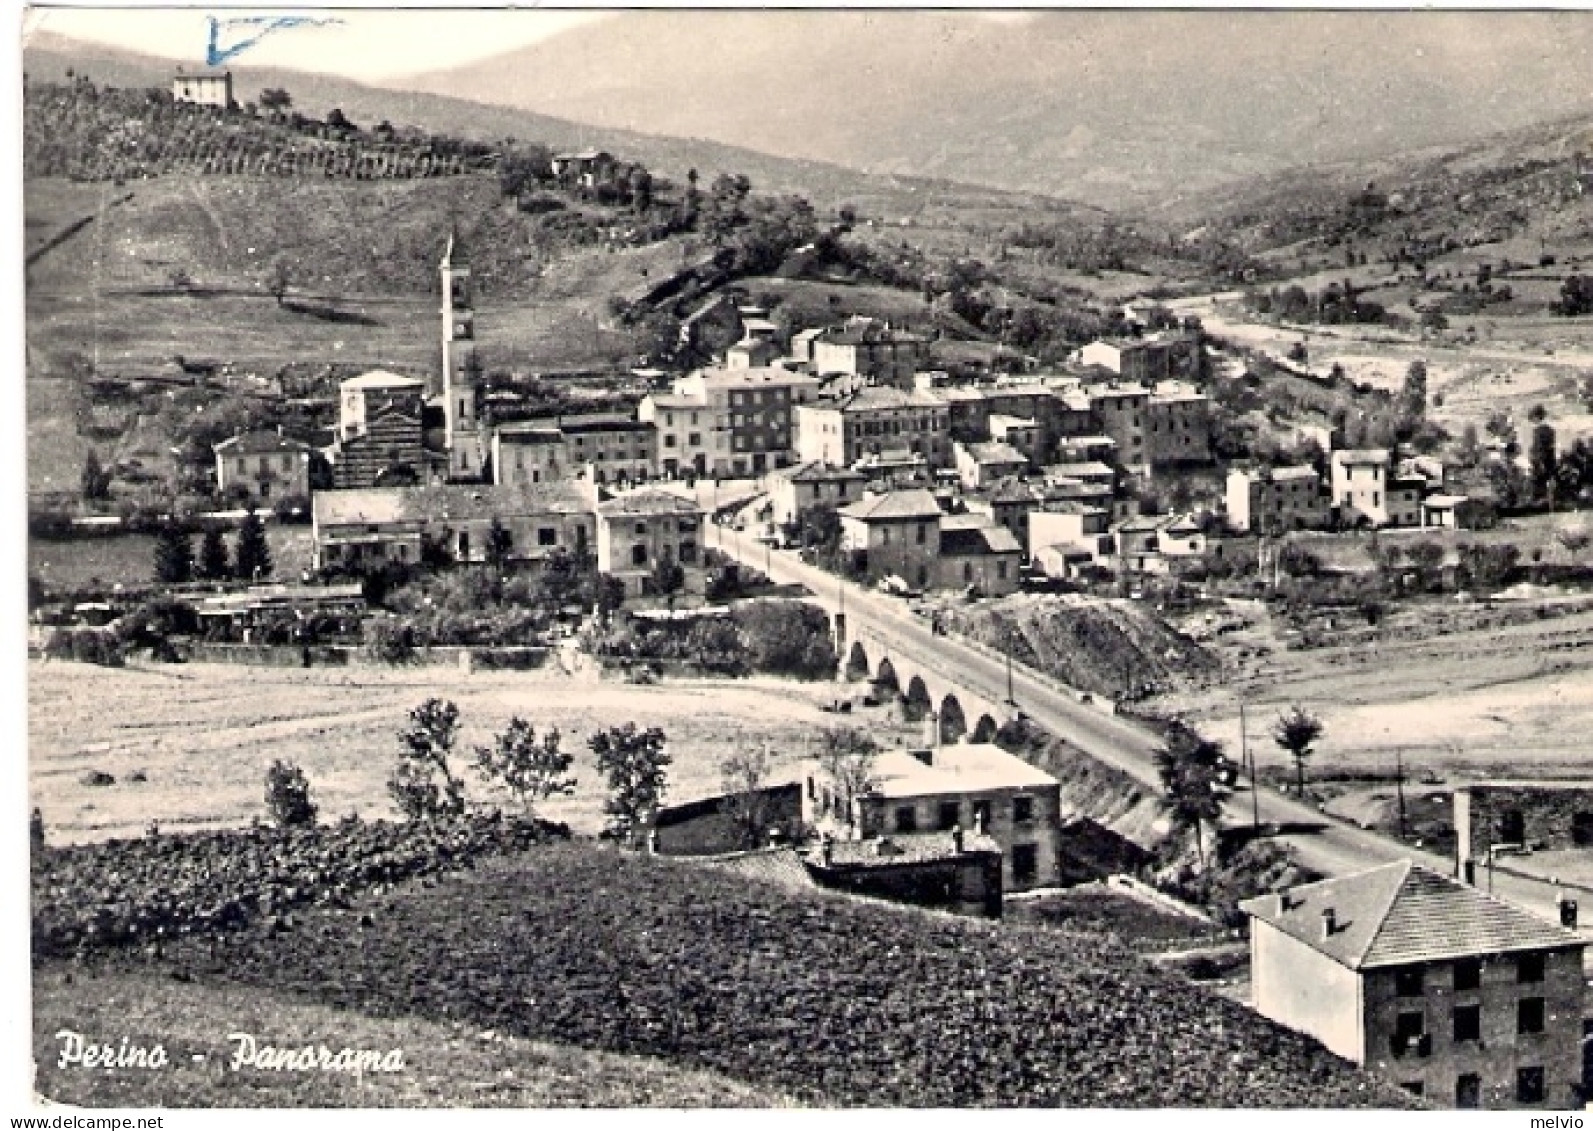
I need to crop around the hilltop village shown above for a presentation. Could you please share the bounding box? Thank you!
[26,65,1593,1112]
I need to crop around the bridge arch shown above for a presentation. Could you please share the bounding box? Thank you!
[874,658,900,698]
[970,714,1000,744]
[903,675,933,724]
[844,641,870,682]
[939,694,968,744]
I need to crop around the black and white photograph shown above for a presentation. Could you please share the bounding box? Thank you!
[16,5,1593,1114]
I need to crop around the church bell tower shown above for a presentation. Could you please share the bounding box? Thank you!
[441,227,483,480]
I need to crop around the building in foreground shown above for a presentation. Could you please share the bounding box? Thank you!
[805,743,1063,895]
[1241,861,1585,1110]
[595,489,707,600]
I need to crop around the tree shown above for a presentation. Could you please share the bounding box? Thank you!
[258,87,292,113]
[594,574,627,617]
[719,745,778,850]
[80,449,111,501]
[1405,540,1445,593]
[474,717,575,816]
[485,517,514,573]
[197,526,230,581]
[1154,724,1226,868]
[1272,705,1325,797]
[264,759,317,827]
[152,524,193,584]
[1529,423,1559,503]
[1554,275,1593,317]
[649,549,686,609]
[389,698,467,820]
[589,723,670,847]
[266,258,292,306]
[1556,528,1591,558]
[1400,359,1428,418]
[233,509,273,581]
[816,727,879,829]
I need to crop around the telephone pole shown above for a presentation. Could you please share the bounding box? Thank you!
[1395,747,1409,841]
[1240,700,1259,834]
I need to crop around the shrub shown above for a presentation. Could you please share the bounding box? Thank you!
[363,617,416,664]
[264,759,318,828]
[474,717,575,816]
[590,723,670,847]
[389,698,467,821]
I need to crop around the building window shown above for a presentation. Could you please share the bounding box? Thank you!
[538,527,557,547]
[1399,1082,1424,1098]
[1393,1011,1425,1053]
[1454,958,1482,992]
[916,523,926,545]
[679,542,697,564]
[973,799,992,831]
[1394,967,1425,997]
[1455,1074,1481,1109]
[1453,1004,1481,1043]
[1517,953,1545,984]
[894,806,917,833]
[1011,843,1038,883]
[635,522,647,536]
[997,560,1008,580]
[1517,997,1545,1035]
[937,801,961,831]
[1517,1067,1545,1104]
[1012,796,1034,824]
[631,544,648,567]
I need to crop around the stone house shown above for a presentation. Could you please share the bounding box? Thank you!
[767,462,868,530]
[936,516,1021,595]
[1242,861,1585,1109]
[796,386,951,471]
[214,430,311,503]
[836,489,943,590]
[595,489,707,599]
[1226,466,1329,533]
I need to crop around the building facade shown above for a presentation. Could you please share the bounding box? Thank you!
[439,232,485,481]
[595,489,707,599]
[797,387,951,471]
[214,430,311,503]
[768,462,868,529]
[172,69,233,109]
[1226,466,1329,533]
[1242,861,1585,1109]
[837,490,944,590]
[810,319,932,388]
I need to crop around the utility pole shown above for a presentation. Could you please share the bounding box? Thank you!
[1395,747,1408,841]
[1005,626,1016,706]
[1240,700,1259,834]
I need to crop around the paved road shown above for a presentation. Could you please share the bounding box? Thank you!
[710,524,1591,931]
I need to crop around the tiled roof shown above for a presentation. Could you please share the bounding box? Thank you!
[781,460,867,484]
[341,369,426,391]
[1240,860,1582,971]
[1050,461,1115,479]
[941,523,1022,557]
[214,430,310,455]
[820,830,1004,869]
[703,847,818,892]
[868,744,1059,800]
[1424,493,1470,508]
[838,490,943,522]
[494,421,564,442]
[1333,449,1390,465]
[975,477,1038,505]
[964,441,1027,466]
[837,386,946,413]
[691,365,819,389]
[558,414,654,434]
[597,489,704,518]
[313,482,592,527]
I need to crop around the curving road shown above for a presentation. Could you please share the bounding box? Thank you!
[710,523,1591,932]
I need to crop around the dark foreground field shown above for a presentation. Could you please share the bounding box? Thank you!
[36,833,1418,1108]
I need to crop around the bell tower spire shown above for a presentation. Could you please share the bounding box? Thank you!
[441,224,482,480]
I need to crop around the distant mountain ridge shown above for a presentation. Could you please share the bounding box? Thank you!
[397,10,1593,210]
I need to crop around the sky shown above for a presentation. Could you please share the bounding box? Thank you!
[23,7,617,82]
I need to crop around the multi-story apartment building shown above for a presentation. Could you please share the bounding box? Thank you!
[837,489,944,590]
[491,422,567,488]
[595,489,707,599]
[810,318,932,388]
[1144,382,1212,464]
[558,414,658,486]
[767,462,867,529]
[1078,334,1199,384]
[1243,861,1585,1110]
[796,387,951,471]
[1330,449,1422,528]
[937,515,1022,595]
[214,430,312,503]
[954,440,1029,490]
[1086,385,1152,471]
[638,392,711,478]
[311,481,597,572]
[806,744,1063,894]
[670,365,821,476]
[1226,466,1330,533]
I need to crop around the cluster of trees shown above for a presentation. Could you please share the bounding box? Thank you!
[383,697,666,847]
[590,601,839,681]
[1245,281,1390,327]
[1552,275,1593,317]
[152,512,272,584]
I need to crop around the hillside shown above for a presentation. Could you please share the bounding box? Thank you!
[22,30,1090,224]
[1167,111,1593,260]
[401,10,1593,210]
[57,839,1417,1108]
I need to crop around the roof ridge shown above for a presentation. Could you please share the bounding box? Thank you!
[1347,859,1417,968]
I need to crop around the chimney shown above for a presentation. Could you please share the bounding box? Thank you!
[952,824,964,854]
[1321,907,1337,939]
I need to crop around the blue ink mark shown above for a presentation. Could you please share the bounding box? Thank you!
[206,15,341,67]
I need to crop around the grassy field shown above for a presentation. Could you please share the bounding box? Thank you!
[29,527,316,590]
[27,659,921,844]
[33,965,794,1107]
